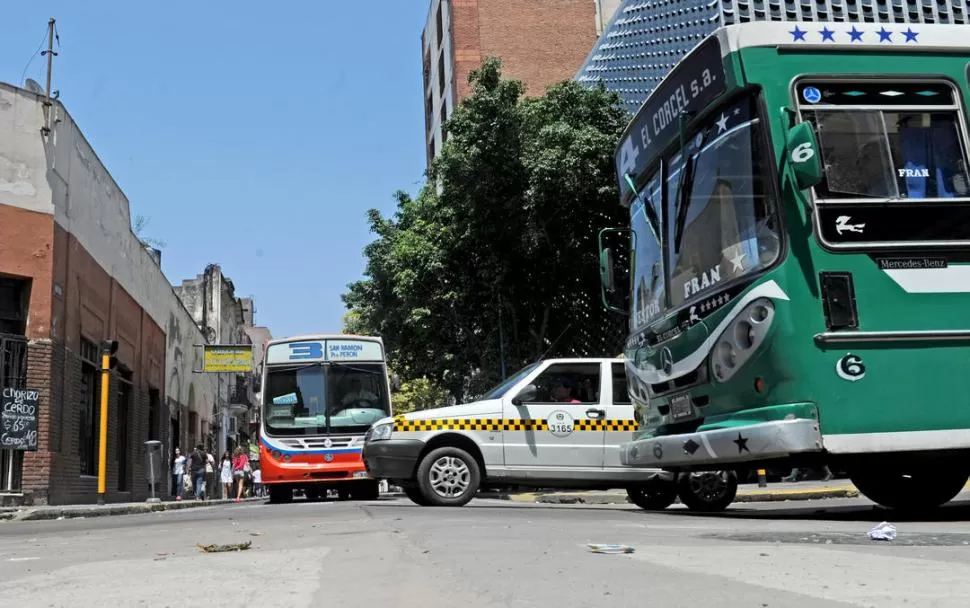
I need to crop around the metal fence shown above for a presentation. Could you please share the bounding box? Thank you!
[0,333,28,492]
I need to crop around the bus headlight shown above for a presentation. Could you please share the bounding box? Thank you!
[367,423,393,442]
[710,298,775,383]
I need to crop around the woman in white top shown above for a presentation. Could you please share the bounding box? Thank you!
[172,448,186,501]
[219,451,233,500]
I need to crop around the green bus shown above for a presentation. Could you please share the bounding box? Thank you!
[599,21,970,511]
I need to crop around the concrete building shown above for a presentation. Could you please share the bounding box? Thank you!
[173,266,260,458]
[576,0,970,114]
[421,0,621,164]
[0,82,221,504]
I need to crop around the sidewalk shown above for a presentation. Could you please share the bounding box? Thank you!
[0,496,263,523]
[477,479,861,505]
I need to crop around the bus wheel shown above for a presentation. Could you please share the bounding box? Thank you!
[268,485,292,504]
[416,446,481,507]
[402,484,433,506]
[353,481,381,501]
[849,465,970,511]
[626,479,678,510]
[678,470,738,512]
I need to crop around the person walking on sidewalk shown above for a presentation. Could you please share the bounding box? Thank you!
[219,451,232,499]
[232,446,250,503]
[172,447,186,501]
[189,444,207,500]
[205,449,216,499]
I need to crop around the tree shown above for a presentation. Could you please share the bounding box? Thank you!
[344,57,629,401]
[390,376,452,415]
[132,214,166,249]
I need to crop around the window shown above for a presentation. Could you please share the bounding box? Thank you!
[0,278,29,335]
[798,81,970,202]
[518,363,601,405]
[263,363,391,436]
[438,51,446,97]
[666,96,780,308]
[78,339,99,476]
[611,363,631,405]
[116,371,132,491]
[630,169,665,330]
[435,2,444,47]
[148,389,160,441]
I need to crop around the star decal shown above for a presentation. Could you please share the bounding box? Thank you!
[730,252,746,272]
[877,27,892,42]
[715,112,729,133]
[903,28,919,43]
[819,27,835,42]
[789,26,807,42]
[848,26,864,42]
[733,433,750,454]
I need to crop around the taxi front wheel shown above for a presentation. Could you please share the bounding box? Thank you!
[416,446,482,507]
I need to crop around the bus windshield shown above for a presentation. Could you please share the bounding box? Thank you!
[263,362,390,436]
[666,95,781,308]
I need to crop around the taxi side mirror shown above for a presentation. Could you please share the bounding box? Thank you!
[512,384,537,406]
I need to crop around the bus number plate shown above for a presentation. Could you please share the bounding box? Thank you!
[669,394,693,420]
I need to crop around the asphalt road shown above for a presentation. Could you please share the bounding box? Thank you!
[3,495,970,607]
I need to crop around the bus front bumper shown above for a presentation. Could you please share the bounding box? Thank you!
[620,419,822,470]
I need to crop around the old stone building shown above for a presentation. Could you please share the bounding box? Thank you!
[0,81,221,505]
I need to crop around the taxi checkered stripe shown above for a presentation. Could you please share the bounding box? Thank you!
[392,417,639,432]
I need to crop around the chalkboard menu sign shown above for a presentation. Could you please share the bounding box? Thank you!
[1,387,39,451]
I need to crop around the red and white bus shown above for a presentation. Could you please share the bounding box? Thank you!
[259,334,394,503]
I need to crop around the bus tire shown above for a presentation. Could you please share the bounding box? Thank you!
[268,485,292,504]
[626,479,678,510]
[415,446,481,507]
[403,485,433,506]
[353,481,381,501]
[677,470,738,512]
[849,465,970,511]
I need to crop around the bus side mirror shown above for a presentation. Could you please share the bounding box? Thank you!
[786,122,823,191]
[598,228,632,315]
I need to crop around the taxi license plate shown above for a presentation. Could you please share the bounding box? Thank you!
[669,394,692,420]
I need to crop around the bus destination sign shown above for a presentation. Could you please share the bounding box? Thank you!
[266,340,385,364]
[615,36,727,204]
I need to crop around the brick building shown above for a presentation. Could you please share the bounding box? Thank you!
[421,0,622,164]
[0,82,222,505]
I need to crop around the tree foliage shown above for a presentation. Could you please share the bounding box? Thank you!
[343,58,629,401]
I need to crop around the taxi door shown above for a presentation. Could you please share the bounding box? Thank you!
[602,361,639,470]
[502,361,606,473]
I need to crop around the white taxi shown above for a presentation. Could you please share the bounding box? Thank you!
[363,358,738,509]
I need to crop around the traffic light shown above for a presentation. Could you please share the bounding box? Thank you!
[100,339,118,371]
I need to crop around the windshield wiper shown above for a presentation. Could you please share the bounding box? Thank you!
[673,117,708,255]
[267,361,324,373]
[623,174,661,246]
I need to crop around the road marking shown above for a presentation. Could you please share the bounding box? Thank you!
[8,557,39,562]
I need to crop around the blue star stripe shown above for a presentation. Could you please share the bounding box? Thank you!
[903,28,919,43]
[790,26,807,42]
[877,27,893,42]
[848,26,864,42]
[820,27,835,42]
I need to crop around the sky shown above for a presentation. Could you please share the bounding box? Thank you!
[0,1,428,339]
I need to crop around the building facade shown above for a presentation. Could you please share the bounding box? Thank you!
[576,0,970,114]
[0,82,226,505]
[421,0,621,164]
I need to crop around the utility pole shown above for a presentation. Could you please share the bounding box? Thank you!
[41,18,58,134]
[97,340,118,505]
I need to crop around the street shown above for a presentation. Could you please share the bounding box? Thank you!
[3,495,970,607]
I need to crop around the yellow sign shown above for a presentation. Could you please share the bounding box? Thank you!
[202,345,253,373]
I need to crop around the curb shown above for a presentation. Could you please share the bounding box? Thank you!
[476,486,858,505]
[1,497,263,522]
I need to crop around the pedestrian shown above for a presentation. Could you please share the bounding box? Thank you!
[189,444,206,500]
[172,447,186,501]
[205,449,216,500]
[232,446,250,503]
[252,465,262,498]
[219,451,233,499]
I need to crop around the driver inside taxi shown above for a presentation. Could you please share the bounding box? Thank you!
[341,377,378,407]
[549,377,581,404]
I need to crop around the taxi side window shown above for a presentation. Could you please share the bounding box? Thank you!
[612,363,631,405]
[522,363,600,404]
